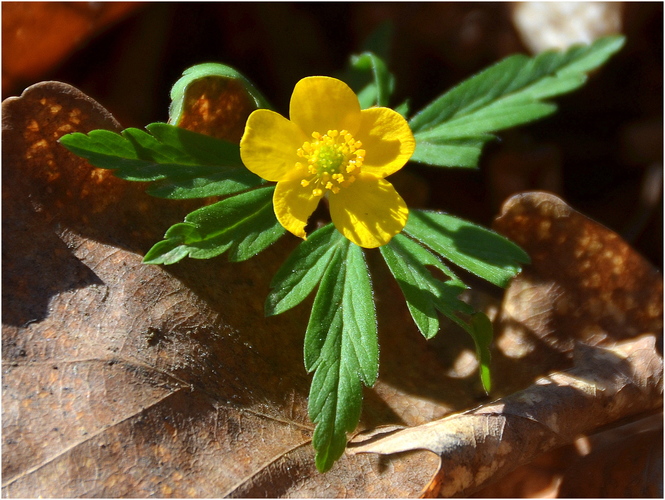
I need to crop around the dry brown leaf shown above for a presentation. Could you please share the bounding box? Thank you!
[475,191,663,498]
[2,2,138,94]
[470,444,579,498]
[349,335,663,497]
[492,191,663,393]
[558,413,663,497]
[2,82,457,497]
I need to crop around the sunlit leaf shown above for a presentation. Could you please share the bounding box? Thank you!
[59,124,262,199]
[143,186,284,264]
[266,224,344,316]
[380,234,471,339]
[404,210,530,288]
[306,243,378,472]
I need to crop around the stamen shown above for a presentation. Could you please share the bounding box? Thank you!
[296,129,365,196]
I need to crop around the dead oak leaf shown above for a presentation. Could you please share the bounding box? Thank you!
[557,413,663,498]
[2,81,312,496]
[492,191,662,392]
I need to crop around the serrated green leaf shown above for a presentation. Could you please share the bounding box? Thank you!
[404,210,530,288]
[143,236,192,266]
[145,169,261,199]
[380,234,472,339]
[145,123,243,167]
[306,243,378,472]
[169,63,271,124]
[265,223,344,316]
[60,129,147,170]
[143,186,284,264]
[413,101,556,141]
[342,245,379,385]
[469,312,493,393]
[410,136,492,168]
[382,235,493,390]
[410,36,624,133]
[304,242,347,373]
[340,22,393,109]
[59,124,263,199]
[409,36,625,168]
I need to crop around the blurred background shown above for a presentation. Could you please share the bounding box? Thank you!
[3,2,662,267]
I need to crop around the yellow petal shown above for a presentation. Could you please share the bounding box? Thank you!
[240,109,307,182]
[290,77,362,137]
[356,107,415,178]
[273,179,322,240]
[328,173,408,248]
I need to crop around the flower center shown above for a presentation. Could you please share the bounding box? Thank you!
[297,129,365,197]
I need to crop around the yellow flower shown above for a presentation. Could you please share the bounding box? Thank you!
[240,76,415,248]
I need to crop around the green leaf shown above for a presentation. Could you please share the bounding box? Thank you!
[59,124,262,199]
[382,235,494,390]
[143,186,284,264]
[414,101,556,141]
[341,22,394,108]
[410,136,493,168]
[169,63,271,124]
[265,223,344,316]
[306,243,378,472]
[351,52,395,107]
[404,210,530,288]
[410,36,624,132]
[380,234,472,339]
[469,312,493,393]
[409,36,625,167]
[145,123,243,166]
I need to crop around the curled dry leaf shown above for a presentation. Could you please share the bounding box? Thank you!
[349,335,662,497]
[349,192,662,497]
[558,412,663,498]
[2,82,456,497]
